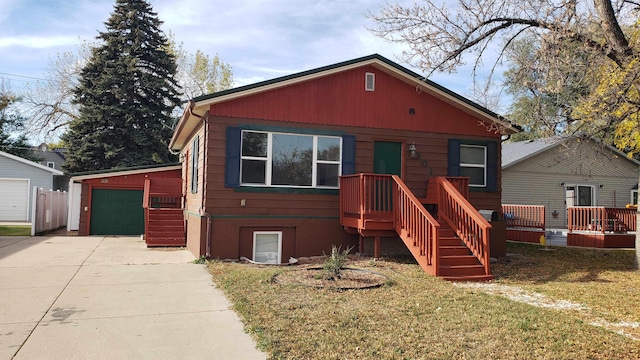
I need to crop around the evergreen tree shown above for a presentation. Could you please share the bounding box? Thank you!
[0,92,40,162]
[63,0,181,173]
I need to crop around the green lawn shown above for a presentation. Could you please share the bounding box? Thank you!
[0,225,31,236]
[207,242,640,359]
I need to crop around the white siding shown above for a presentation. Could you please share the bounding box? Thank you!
[0,155,56,221]
[503,140,639,229]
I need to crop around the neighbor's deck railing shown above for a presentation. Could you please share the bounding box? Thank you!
[437,177,491,275]
[502,204,545,230]
[568,207,636,233]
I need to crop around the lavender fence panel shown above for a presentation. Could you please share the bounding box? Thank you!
[34,188,68,234]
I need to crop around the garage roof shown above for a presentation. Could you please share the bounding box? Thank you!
[70,163,181,181]
[0,150,64,175]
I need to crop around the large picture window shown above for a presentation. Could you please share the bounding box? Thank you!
[240,130,342,188]
[459,145,486,187]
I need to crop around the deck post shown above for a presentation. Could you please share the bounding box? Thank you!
[374,236,381,258]
[359,234,364,254]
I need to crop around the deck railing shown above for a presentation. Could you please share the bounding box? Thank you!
[143,178,183,209]
[437,177,491,275]
[502,204,545,230]
[392,175,440,271]
[568,207,636,233]
[340,174,394,226]
[340,174,440,272]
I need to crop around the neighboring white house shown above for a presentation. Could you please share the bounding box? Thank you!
[0,150,64,222]
[502,138,640,229]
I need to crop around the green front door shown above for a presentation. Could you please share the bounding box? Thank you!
[90,189,144,235]
[373,142,402,211]
[374,141,402,176]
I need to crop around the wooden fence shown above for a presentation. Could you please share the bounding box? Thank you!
[32,188,68,235]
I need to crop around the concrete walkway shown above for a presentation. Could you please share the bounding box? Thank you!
[0,235,266,360]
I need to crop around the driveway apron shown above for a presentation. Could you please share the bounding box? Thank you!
[0,235,266,360]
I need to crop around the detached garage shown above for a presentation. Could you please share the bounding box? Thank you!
[0,151,65,222]
[68,164,181,236]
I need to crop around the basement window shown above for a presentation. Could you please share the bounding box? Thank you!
[365,72,375,91]
[253,231,282,264]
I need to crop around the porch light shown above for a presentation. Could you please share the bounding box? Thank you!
[408,142,419,159]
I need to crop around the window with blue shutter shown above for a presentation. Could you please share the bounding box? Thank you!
[448,139,498,192]
[224,126,355,189]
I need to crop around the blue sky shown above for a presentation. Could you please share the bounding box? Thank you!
[0,0,503,110]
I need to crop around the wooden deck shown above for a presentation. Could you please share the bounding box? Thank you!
[340,174,492,281]
[503,205,636,248]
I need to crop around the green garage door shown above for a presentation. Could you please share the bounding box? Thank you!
[90,189,144,235]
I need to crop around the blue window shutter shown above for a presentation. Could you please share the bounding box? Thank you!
[486,141,498,192]
[191,135,199,193]
[342,134,356,175]
[225,127,241,188]
[448,139,460,176]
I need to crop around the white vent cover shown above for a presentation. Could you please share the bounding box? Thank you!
[365,72,375,91]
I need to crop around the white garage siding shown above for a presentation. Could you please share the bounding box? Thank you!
[0,151,63,222]
[0,179,30,221]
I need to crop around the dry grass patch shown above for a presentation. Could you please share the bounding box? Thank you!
[207,248,640,359]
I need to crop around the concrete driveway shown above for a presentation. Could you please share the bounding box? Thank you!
[0,235,266,360]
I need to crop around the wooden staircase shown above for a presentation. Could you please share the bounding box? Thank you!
[435,222,493,281]
[340,174,492,281]
[143,178,186,247]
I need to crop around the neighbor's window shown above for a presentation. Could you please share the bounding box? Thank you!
[459,145,486,187]
[253,231,282,264]
[240,130,341,188]
[190,135,199,193]
[631,190,638,206]
[47,161,55,168]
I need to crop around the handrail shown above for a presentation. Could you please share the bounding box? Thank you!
[437,177,491,275]
[568,207,636,233]
[502,204,545,230]
[392,175,440,273]
[143,178,183,209]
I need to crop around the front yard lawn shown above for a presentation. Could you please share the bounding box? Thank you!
[207,242,640,359]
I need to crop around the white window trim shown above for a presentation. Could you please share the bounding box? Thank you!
[240,130,342,189]
[460,144,486,187]
[253,231,282,264]
[631,189,638,205]
[365,72,375,91]
[190,135,199,193]
[46,161,55,168]
[566,184,596,206]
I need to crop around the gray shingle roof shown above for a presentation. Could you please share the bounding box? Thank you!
[502,138,561,168]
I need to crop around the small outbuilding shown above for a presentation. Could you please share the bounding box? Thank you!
[0,150,65,222]
[67,164,181,236]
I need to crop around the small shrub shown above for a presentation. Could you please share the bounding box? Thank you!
[193,255,207,264]
[322,245,353,280]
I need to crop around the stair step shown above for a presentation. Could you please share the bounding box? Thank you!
[440,255,480,266]
[438,228,456,237]
[439,246,471,256]
[440,274,494,282]
[439,237,463,246]
[439,264,487,277]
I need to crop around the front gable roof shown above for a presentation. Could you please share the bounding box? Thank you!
[502,137,640,169]
[0,150,64,175]
[170,54,519,150]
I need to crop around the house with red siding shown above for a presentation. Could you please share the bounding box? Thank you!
[168,54,518,280]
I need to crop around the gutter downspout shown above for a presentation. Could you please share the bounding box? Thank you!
[188,100,213,258]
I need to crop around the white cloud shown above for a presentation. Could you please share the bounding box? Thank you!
[0,35,80,49]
